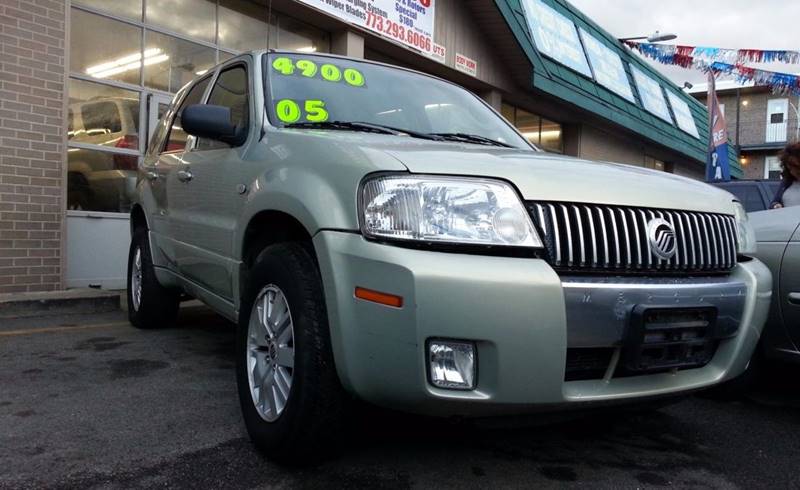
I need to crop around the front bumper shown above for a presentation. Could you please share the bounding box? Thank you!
[314,231,772,417]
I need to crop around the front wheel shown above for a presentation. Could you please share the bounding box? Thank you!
[236,243,346,464]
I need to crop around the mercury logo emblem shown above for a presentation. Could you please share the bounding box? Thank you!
[647,218,677,260]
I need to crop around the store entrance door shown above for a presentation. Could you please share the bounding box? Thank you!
[65,92,173,289]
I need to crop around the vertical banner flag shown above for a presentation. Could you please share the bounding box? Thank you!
[706,72,731,182]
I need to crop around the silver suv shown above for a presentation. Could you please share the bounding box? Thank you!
[128,51,772,463]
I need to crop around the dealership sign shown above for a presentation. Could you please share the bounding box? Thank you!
[455,53,477,77]
[297,0,436,56]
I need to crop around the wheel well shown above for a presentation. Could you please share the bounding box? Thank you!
[241,211,314,268]
[130,204,148,234]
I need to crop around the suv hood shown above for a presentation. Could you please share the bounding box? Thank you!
[376,139,736,215]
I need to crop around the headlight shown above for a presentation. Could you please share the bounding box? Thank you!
[359,175,543,248]
[733,202,757,255]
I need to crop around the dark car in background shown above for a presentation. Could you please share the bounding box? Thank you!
[712,180,782,212]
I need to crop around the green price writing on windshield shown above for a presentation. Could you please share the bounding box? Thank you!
[272,57,366,87]
[275,99,329,124]
[343,68,365,87]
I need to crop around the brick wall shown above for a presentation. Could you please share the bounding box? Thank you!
[741,154,766,180]
[0,0,66,293]
[700,91,800,147]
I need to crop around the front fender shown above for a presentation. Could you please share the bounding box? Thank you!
[235,166,356,260]
[234,132,407,261]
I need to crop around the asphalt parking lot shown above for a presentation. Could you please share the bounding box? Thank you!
[1,306,799,489]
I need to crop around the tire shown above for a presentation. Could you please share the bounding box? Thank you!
[127,228,180,329]
[236,242,346,464]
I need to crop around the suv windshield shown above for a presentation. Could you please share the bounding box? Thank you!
[265,53,532,149]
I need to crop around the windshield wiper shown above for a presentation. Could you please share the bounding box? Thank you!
[429,132,514,148]
[285,122,511,147]
[285,121,443,141]
[285,120,398,134]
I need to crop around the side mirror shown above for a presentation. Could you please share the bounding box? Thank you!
[181,104,245,146]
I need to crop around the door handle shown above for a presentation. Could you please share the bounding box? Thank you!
[145,171,158,181]
[789,293,800,305]
[177,169,193,183]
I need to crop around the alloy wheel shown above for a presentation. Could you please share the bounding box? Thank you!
[246,284,295,422]
[130,247,142,312]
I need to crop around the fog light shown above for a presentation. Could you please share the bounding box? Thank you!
[428,340,476,390]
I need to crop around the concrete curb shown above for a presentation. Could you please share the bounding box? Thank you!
[0,289,122,320]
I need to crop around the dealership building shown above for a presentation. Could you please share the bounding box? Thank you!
[0,0,736,293]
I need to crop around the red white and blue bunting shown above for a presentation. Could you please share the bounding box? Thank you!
[624,41,800,95]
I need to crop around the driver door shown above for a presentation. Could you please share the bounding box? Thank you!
[166,61,256,302]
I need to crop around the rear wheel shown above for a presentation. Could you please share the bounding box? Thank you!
[127,228,180,329]
[236,242,346,464]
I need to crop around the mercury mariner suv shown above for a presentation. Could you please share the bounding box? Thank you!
[127,51,772,462]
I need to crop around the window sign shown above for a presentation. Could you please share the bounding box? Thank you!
[521,0,592,77]
[631,66,673,123]
[455,53,477,77]
[579,28,634,102]
[666,91,700,138]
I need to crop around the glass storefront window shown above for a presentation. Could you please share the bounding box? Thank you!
[516,109,542,145]
[219,0,276,52]
[70,9,143,86]
[277,16,330,53]
[67,147,139,213]
[144,31,217,93]
[68,79,141,150]
[502,103,564,153]
[218,51,236,64]
[644,155,667,171]
[540,118,563,153]
[67,3,333,216]
[501,104,514,123]
[145,0,216,44]
[73,0,142,21]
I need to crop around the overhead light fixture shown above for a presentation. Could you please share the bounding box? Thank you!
[646,31,677,43]
[296,46,317,53]
[87,48,169,79]
[619,31,678,43]
[742,100,749,107]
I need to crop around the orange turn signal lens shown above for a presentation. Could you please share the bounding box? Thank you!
[354,287,403,308]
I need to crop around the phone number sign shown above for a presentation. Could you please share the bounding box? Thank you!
[297,0,436,55]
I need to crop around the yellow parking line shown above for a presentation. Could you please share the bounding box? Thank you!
[0,322,130,337]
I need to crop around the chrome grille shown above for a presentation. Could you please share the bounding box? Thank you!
[528,202,738,273]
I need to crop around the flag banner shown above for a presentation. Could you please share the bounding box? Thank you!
[706,73,731,182]
[625,42,800,95]
[624,41,800,65]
